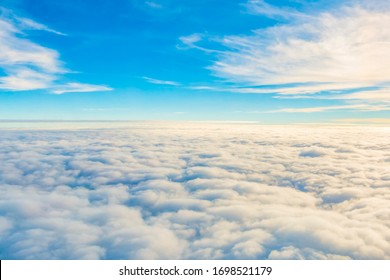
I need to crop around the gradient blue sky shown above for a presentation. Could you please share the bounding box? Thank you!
[0,0,389,123]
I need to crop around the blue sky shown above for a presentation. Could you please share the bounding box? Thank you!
[0,0,389,123]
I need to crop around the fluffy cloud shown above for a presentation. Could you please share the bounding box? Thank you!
[0,123,389,259]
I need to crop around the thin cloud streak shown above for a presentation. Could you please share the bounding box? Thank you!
[143,76,181,86]
[14,17,67,36]
[244,0,310,19]
[268,104,373,113]
[145,1,162,9]
[53,83,113,94]
[178,33,222,54]
[189,83,372,95]
[0,7,66,36]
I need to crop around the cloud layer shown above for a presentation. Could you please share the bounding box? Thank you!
[0,123,389,259]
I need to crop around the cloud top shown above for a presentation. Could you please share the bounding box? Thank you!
[0,123,389,259]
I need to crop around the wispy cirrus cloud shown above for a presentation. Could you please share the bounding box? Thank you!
[244,0,306,19]
[181,1,390,113]
[0,7,112,94]
[211,6,390,90]
[177,33,221,54]
[53,83,112,94]
[329,88,390,102]
[190,83,371,95]
[15,17,67,36]
[179,33,202,47]
[0,7,67,36]
[268,104,383,113]
[145,1,162,9]
[143,76,180,86]
[0,68,57,91]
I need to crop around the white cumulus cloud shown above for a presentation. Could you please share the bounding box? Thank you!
[0,123,389,259]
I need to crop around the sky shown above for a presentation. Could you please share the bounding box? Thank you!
[0,0,389,123]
